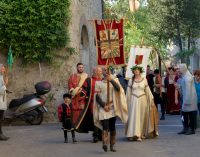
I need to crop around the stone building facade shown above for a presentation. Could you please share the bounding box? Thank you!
[0,0,103,122]
[69,0,103,74]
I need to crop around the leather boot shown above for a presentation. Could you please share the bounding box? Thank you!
[177,128,188,134]
[102,131,109,152]
[0,120,9,141]
[160,114,165,120]
[110,131,116,152]
[185,129,195,135]
[0,134,9,141]
[71,131,77,143]
[92,128,98,143]
[72,138,77,143]
[64,130,68,143]
[64,138,68,143]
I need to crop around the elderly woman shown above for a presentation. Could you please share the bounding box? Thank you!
[126,65,158,142]
[0,64,9,141]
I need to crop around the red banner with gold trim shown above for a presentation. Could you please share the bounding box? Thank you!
[94,19,125,65]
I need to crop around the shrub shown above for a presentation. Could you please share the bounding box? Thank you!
[0,0,71,63]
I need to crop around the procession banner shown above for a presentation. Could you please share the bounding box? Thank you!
[126,46,152,78]
[94,19,125,65]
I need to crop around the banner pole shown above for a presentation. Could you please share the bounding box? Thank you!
[107,61,110,107]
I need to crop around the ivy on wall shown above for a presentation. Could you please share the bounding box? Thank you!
[0,0,71,63]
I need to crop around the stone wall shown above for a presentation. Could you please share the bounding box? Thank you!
[0,0,102,123]
[69,0,103,74]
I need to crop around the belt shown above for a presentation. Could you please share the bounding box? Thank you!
[131,93,146,98]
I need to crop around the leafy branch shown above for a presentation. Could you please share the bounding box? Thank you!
[0,0,72,63]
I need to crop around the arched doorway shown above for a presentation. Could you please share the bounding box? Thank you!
[80,25,90,73]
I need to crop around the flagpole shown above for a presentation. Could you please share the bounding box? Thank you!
[106,62,110,108]
[92,12,125,108]
[4,45,13,87]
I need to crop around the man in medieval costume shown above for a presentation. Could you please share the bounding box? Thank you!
[0,64,9,141]
[68,63,88,128]
[177,64,197,135]
[93,68,128,152]
[74,67,103,142]
[153,69,165,120]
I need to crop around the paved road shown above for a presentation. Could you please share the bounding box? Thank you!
[0,115,200,157]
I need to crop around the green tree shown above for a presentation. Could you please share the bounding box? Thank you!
[0,0,71,63]
[103,0,169,63]
[148,0,200,63]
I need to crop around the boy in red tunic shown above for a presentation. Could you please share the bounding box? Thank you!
[58,93,77,143]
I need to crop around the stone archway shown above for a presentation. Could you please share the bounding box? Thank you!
[80,25,90,73]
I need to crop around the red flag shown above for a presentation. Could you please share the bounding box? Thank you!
[135,55,143,65]
[94,19,125,65]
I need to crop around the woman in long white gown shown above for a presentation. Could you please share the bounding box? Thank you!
[125,65,158,141]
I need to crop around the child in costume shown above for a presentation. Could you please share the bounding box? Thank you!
[58,93,77,143]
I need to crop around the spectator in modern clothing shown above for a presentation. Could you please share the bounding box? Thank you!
[194,70,200,115]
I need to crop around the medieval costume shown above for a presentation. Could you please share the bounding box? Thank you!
[93,77,128,152]
[153,69,165,120]
[58,94,77,143]
[116,67,128,94]
[0,64,9,141]
[178,64,197,135]
[146,68,154,93]
[126,78,159,141]
[74,76,102,142]
[68,72,88,127]
[164,74,181,114]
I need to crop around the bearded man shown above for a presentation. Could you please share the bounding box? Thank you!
[68,63,88,127]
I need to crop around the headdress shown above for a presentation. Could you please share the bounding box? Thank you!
[131,65,144,73]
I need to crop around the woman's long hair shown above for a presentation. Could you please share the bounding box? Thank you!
[131,74,135,87]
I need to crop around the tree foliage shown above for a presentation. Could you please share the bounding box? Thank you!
[104,0,200,64]
[0,0,71,63]
[148,0,200,51]
[104,0,169,61]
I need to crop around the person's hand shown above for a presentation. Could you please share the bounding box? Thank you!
[174,83,179,89]
[4,76,8,86]
[106,74,112,81]
[2,85,6,91]
[77,88,82,94]
[79,104,84,110]
[70,89,76,97]
[175,99,179,105]
[104,105,110,112]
